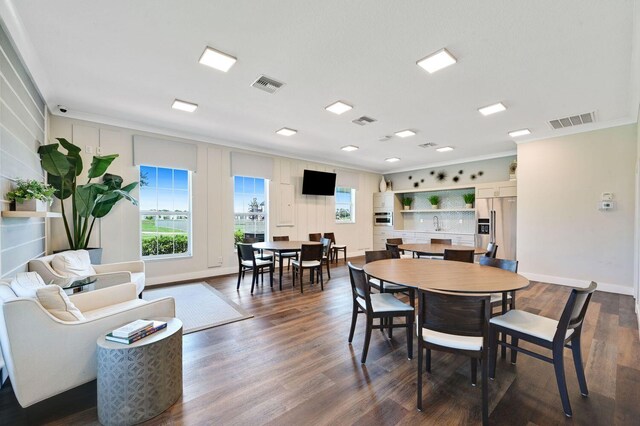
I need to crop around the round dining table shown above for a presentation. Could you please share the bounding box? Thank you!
[253,241,322,290]
[398,243,487,257]
[363,258,529,294]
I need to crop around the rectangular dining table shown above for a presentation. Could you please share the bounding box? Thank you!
[252,241,323,290]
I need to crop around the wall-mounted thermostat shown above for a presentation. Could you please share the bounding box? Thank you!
[599,201,614,210]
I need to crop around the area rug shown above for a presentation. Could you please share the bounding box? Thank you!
[143,283,253,334]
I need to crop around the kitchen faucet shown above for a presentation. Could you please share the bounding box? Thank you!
[433,215,440,232]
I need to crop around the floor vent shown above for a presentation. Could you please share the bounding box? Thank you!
[549,111,595,129]
[352,116,376,126]
[251,75,284,94]
[418,142,438,148]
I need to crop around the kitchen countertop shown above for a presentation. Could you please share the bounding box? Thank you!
[386,229,476,236]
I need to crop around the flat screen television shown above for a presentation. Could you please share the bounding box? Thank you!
[302,169,336,196]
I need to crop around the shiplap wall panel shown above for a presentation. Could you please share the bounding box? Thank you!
[0,22,46,279]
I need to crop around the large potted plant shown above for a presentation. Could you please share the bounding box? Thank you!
[38,138,138,263]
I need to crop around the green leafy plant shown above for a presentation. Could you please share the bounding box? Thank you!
[38,138,138,250]
[142,234,188,257]
[5,179,56,205]
[428,195,440,206]
[463,193,475,205]
[401,196,413,207]
[234,228,245,244]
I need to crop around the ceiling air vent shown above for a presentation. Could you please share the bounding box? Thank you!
[352,116,377,126]
[418,142,438,148]
[251,75,284,94]
[549,112,595,130]
[378,135,392,142]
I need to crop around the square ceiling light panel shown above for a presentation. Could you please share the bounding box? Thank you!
[199,46,237,72]
[417,48,457,73]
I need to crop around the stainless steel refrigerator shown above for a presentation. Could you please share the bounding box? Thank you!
[475,197,517,260]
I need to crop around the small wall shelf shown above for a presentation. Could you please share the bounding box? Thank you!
[400,208,475,213]
[1,211,62,218]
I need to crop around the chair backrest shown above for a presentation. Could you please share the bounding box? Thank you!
[479,256,518,273]
[443,249,475,263]
[308,233,322,242]
[386,238,403,245]
[237,243,256,263]
[485,242,498,258]
[300,243,323,261]
[431,238,452,245]
[320,237,332,257]
[385,243,401,259]
[419,290,490,339]
[364,250,393,263]
[347,262,372,309]
[243,236,258,244]
[555,281,597,338]
[273,236,289,241]
[323,232,336,244]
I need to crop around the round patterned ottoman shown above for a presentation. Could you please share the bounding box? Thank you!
[97,318,183,425]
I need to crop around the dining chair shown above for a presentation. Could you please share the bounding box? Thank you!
[308,233,322,242]
[479,257,518,312]
[443,249,475,263]
[489,281,598,418]
[417,289,491,425]
[273,236,297,270]
[324,232,347,263]
[236,243,273,294]
[484,242,498,258]
[365,250,415,305]
[291,243,324,293]
[347,262,414,364]
[320,237,332,279]
[243,236,273,262]
[386,239,413,258]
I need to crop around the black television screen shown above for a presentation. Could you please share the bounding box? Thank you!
[302,169,336,196]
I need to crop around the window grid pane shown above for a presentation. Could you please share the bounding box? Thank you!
[335,187,355,223]
[234,175,268,245]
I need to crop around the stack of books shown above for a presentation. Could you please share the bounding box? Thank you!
[106,319,168,344]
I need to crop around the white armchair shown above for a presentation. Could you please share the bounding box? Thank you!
[29,250,145,296]
[0,281,174,407]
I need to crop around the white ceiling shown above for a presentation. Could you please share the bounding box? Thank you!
[2,0,638,173]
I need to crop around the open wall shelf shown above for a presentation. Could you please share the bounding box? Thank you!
[1,211,62,218]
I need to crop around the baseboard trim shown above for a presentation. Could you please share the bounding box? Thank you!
[636,302,640,338]
[520,272,634,295]
[146,251,368,286]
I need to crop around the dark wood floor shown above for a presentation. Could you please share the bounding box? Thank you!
[1,257,639,425]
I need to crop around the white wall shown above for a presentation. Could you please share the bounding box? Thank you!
[517,124,637,294]
[384,155,516,191]
[48,116,380,285]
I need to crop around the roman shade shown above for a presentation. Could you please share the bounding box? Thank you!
[133,135,198,172]
[335,169,360,190]
[230,151,274,180]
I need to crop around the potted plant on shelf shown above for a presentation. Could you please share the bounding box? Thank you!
[463,193,475,209]
[428,195,440,209]
[401,196,413,210]
[38,138,139,264]
[5,179,56,212]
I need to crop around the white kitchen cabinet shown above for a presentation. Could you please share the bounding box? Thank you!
[276,183,295,226]
[373,228,393,250]
[475,180,517,199]
[373,192,395,211]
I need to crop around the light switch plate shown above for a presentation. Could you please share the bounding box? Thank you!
[601,192,613,201]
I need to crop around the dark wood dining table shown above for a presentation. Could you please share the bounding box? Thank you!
[398,243,487,257]
[253,241,322,290]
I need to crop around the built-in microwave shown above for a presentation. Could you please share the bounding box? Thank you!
[374,211,393,226]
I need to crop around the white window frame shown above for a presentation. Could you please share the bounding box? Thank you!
[139,166,192,259]
[233,176,269,246]
[335,187,356,224]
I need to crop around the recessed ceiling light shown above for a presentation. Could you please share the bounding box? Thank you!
[385,157,400,163]
[436,146,454,152]
[395,130,416,138]
[325,101,353,115]
[478,102,506,116]
[341,145,359,152]
[171,99,198,112]
[198,46,237,72]
[416,48,457,73]
[508,129,531,138]
[276,127,297,136]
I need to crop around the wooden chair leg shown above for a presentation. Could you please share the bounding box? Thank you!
[269,266,273,288]
[361,316,373,364]
[552,345,572,417]
[481,351,489,425]
[425,348,431,373]
[510,337,519,364]
[417,343,423,411]
[299,268,304,293]
[489,327,498,379]
[343,248,346,263]
[388,317,394,339]
[250,270,257,294]
[471,359,478,386]
[406,313,413,359]
[348,301,358,343]
[570,334,589,396]
[319,267,324,291]
[236,265,242,289]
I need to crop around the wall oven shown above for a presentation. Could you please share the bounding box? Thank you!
[374,211,393,226]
